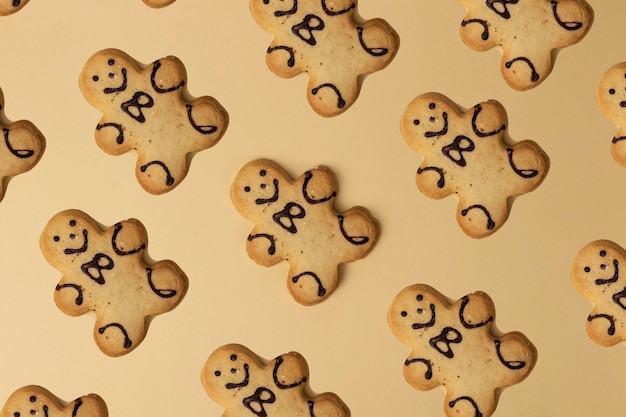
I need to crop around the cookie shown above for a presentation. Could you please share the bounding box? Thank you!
[39,209,188,357]
[201,343,350,417]
[231,159,379,305]
[457,0,593,90]
[595,62,626,168]
[78,48,228,194]
[400,92,549,238]
[0,385,107,417]
[249,0,399,117]
[571,239,626,347]
[388,284,537,417]
[142,0,175,7]
[0,87,45,202]
[0,0,28,15]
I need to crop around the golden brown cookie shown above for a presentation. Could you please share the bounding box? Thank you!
[0,386,107,417]
[40,209,188,356]
[250,0,399,117]
[401,92,549,238]
[388,284,537,417]
[231,159,379,305]
[201,344,350,417]
[79,48,228,194]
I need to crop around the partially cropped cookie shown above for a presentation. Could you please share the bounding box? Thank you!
[400,92,549,238]
[231,159,379,305]
[388,284,537,417]
[0,386,107,417]
[250,0,399,117]
[39,209,188,356]
[201,343,350,417]
[0,0,29,15]
[596,62,626,168]
[142,0,175,7]
[79,48,228,194]
[571,239,626,347]
[0,87,45,202]
[457,0,593,90]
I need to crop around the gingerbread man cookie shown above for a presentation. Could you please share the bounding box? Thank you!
[79,48,228,194]
[231,159,379,306]
[400,92,549,238]
[142,0,175,7]
[388,284,537,417]
[596,62,626,168]
[39,209,188,357]
[250,0,399,117]
[201,344,350,417]
[0,0,29,15]
[457,0,593,90]
[571,239,626,347]
[0,386,107,417]
[0,88,45,203]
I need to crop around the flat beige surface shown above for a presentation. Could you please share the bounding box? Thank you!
[0,1,623,416]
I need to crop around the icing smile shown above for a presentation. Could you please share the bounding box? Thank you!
[225,363,250,389]
[58,228,89,255]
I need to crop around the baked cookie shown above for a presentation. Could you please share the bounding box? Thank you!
[39,209,188,357]
[201,343,350,417]
[388,284,537,417]
[249,0,399,117]
[142,0,175,7]
[0,0,28,15]
[79,48,228,194]
[400,92,549,238]
[571,239,626,347]
[231,159,379,305]
[457,0,593,90]
[0,87,45,203]
[0,386,107,417]
[596,62,626,168]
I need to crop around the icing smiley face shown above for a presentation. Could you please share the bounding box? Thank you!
[40,209,188,356]
[596,62,626,168]
[201,344,350,417]
[571,239,626,347]
[0,386,107,417]
[388,284,537,417]
[401,92,550,238]
[231,159,379,305]
[79,48,229,194]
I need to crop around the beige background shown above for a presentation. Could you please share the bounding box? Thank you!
[0,1,623,416]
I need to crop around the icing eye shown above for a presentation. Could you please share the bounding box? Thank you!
[584,266,591,272]
[244,186,251,192]
[600,264,607,269]
[70,233,76,239]
[108,72,115,78]
[609,88,616,95]
[417,308,424,314]
[53,236,60,242]
[429,116,436,122]
[413,119,420,126]
[260,170,267,177]
[214,370,221,377]
[230,354,237,361]
[29,410,35,415]
[29,397,36,403]
[92,75,99,82]
[14,413,20,417]
[400,311,407,317]
[600,250,607,257]
[69,220,76,227]
[260,183,267,189]
[230,368,237,374]
[108,59,115,66]
[429,102,436,109]
[416,294,423,301]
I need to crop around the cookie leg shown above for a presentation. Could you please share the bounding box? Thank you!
[308,393,350,417]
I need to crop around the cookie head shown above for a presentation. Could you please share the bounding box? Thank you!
[79,50,135,109]
[39,210,98,269]
[387,284,444,346]
[230,160,289,219]
[597,62,626,125]
[201,344,260,403]
[572,240,620,291]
